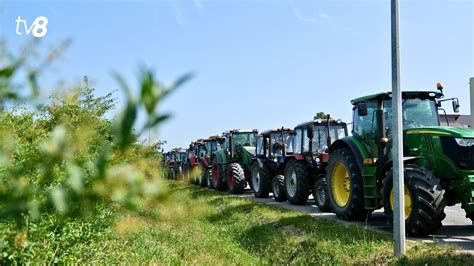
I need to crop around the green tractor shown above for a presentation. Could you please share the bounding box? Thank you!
[212,129,258,194]
[326,85,473,236]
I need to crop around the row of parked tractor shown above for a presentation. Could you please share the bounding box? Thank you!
[163,84,474,237]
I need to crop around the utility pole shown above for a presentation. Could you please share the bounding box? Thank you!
[391,0,406,257]
[470,77,474,128]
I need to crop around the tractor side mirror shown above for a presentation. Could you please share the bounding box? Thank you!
[357,103,368,116]
[453,98,460,113]
[307,127,314,139]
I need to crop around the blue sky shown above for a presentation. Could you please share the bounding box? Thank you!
[1,0,473,150]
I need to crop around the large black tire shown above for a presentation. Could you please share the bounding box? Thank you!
[327,148,369,221]
[198,166,208,187]
[212,160,227,191]
[227,163,246,194]
[207,168,214,189]
[284,160,311,205]
[251,162,272,198]
[314,177,331,212]
[382,165,447,237]
[272,174,287,202]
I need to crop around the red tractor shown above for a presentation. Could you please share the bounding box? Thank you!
[283,117,348,211]
[189,136,226,188]
[251,128,294,202]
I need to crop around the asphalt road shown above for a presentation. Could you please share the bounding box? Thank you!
[236,189,474,253]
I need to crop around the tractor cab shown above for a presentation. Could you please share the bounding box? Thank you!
[350,89,461,168]
[256,128,294,164]
[292,119,348,167]
[224,129,258,159]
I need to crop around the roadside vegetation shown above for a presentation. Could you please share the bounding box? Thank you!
[16,181,471,264]
[0,41,472,264]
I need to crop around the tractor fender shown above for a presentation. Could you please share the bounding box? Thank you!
[380,156,422,177]
[329,138,364,170]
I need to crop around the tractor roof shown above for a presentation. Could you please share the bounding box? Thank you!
[260,128,293,136]
[206,135,224,142]
[295,119,346,129]
[170,147,187,153]
[351,91,442,105]
[224,129,258,134]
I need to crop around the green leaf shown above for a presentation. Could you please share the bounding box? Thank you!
[143,114,171,131]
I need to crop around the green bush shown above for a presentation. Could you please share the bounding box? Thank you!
[0,42,192,262]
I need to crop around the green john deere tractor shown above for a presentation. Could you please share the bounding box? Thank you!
[327,85,474,236]
[212,129,258,194]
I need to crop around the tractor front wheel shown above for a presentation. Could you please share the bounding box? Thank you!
[251,162,271,198]
[272,175,287,202]
[212,160,227,191]
[314,177,331,212]
[327,148,369,221]
[227,163,245,194]
[382,165,446,237]
[284,160,310,205]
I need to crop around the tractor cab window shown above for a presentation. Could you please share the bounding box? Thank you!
[311,124,345,153]
[205,142,212,156]
[256,135,264,156]
[210,141,219,153]
[294,129,302,154]
[270,133,284,156]
[198,145,206,157]
[353,102,377,136]
[330,124,347,141]
[180,152,187,161]
[232,133,257,149]
[383,98,439,131]
[302,128,310,153]
[285,133,294,154]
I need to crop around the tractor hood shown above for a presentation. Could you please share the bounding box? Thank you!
[405,126,474,138]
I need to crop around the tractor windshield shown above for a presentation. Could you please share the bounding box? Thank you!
[312,124,347,152]
[233,132,257,148]
[180,152,187,161]
[270,132,288,156]
[198,144,206,158]
[384,98,439,130]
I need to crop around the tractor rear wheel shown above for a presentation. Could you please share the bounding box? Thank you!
[227,163,245,194]
[382,165,446,237]
[212,160,227,191]
[251,162,271,198]
[314,177,331,212]
[284,160,310,205]
[327,148,369,221]
[207,168,214,189]
[272,175,287,202]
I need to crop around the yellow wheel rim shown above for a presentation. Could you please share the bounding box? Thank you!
[331,162,350,207]
[390,186,412,219]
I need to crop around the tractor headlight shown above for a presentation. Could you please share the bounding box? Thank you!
[455,138,474,147]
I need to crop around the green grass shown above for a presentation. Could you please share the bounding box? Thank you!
[12,181,474,264]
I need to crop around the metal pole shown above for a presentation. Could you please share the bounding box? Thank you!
[470,77,474,128]
[391,0,406,257]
